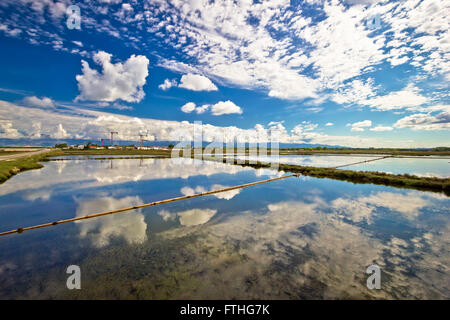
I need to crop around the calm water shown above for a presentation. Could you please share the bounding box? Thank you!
[232,154,380,168]
[343,157,450,178]
[0,157,449,299]
[233,154,450,178]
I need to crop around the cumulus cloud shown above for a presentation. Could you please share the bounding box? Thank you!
[349,120,372,132]
[75,51,149,103]
[325,122,334,126]
[158,78,178,91]
[394,112,450,131]
[181,102,210,114]
[51,124,70,139]
[181,102,196,113]
[181,101,242,116]
[0,120,23,139]
[194,104,210,114]
[211,101,243,116]
[22,96,54,108]
[363,85,428,111]
[370,125,393,132]
[1,100,446,148]
[178,74,218,91]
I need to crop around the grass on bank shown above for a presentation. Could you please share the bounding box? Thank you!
[0,153,50,184]
[0,150,28,155]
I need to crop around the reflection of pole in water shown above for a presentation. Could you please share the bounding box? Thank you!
[139,158,143,167]
[110,159,113,169]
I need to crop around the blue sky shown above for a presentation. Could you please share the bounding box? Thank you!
[0,0,449,147]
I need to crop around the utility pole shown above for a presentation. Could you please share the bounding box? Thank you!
[101,138,104,147]
[110,131,118,146]
[138,133,147,148]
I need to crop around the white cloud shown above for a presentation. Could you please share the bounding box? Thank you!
[181,101,241,116]
[1,100,447,148]
[210,100,242,116]
[349,120,372,132]
[22,96,54,108]
[158,78,178,91]
[325,122,334,126]
[2,0,450,106]
[292,121,318,135]
[299,2,387,88]
[180,102,211,114]
[194,104,210,114]
[383,0,450,79]
[353,120,372,127]
[111,102,133,110]
[306,107,324,113]
[388,55,409,67]
[51,124,70,139]
[332,78,376,105]
[181,102,196,113]
[75,51,149,103]
[0,24,21,37]
[370,126,393,132]
[394,112,450,131]
[363,85,428,111]
[0,120,23,139]
[178,74,218,92]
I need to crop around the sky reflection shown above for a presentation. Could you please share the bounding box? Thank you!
[0,158,448,299]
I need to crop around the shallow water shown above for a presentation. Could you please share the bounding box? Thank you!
[342,157,450,178]
[233,154,450,178]
[232,154,382,167]
[0,157,449,299]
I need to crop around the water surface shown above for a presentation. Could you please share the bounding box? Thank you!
[0,157,448,299]
[343,157,450,178]
[232,154,380,168]
[232,154,450,178]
